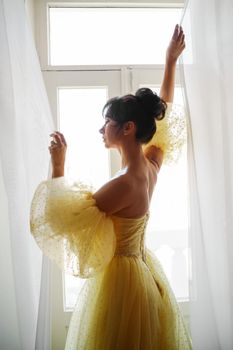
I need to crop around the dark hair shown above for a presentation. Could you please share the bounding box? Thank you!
[102,87,167,144]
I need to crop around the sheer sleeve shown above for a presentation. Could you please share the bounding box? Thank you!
[30,176,116,278]
[142,103,187,165]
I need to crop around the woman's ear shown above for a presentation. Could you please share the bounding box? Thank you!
[123,121,136,135]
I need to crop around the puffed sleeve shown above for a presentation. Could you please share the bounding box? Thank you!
[142,103,187,165]
[30,176,116,278]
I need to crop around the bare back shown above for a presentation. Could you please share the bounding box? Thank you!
[112,159,158,219]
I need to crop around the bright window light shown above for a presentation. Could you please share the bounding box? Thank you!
[58,87,109,189]
[49,7,182,65]
[146,87,187,228]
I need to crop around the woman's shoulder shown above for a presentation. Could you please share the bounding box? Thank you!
[92,174,134,216]
[144,145,163,173]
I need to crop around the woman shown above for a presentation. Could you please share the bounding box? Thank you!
[30,24,192,349]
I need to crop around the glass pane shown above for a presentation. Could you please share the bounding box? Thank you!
[49,8,182,65]
[142,86,189,301]
[58,87,110,310]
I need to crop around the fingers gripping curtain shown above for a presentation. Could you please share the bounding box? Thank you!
[181,0,233,349]
[0,0,54,349]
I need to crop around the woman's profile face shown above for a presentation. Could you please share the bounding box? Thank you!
[99,117,122,148]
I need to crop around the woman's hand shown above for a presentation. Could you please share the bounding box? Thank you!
[49,131,67,174]
[166,24,185,64]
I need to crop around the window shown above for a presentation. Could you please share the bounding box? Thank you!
[36,2,189,346]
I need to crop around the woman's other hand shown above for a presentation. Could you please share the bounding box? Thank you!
[49,131,67,176]
[166,24,185,64]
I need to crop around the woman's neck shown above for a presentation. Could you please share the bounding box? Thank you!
[118,142,145,170]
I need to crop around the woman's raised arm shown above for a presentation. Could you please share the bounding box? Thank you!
[159,24,185,103]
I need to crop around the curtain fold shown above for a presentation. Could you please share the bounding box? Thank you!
[181,0,233,348]
[0,0,54,348]
[35,256,52,350]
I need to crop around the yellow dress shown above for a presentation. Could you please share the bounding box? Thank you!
[30,104,192,349]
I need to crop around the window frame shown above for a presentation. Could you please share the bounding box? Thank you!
[35,0,184,71]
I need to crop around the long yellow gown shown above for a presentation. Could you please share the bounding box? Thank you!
[30,104,192,349]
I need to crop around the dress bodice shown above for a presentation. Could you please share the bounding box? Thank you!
[111,213,150,261]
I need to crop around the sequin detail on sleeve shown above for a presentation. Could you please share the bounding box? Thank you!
[142,103,187,165]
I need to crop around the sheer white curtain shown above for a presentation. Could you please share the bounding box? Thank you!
[0,0,53,349]
[181,0,233,348]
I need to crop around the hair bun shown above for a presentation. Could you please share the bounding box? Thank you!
[135,87,167,121]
